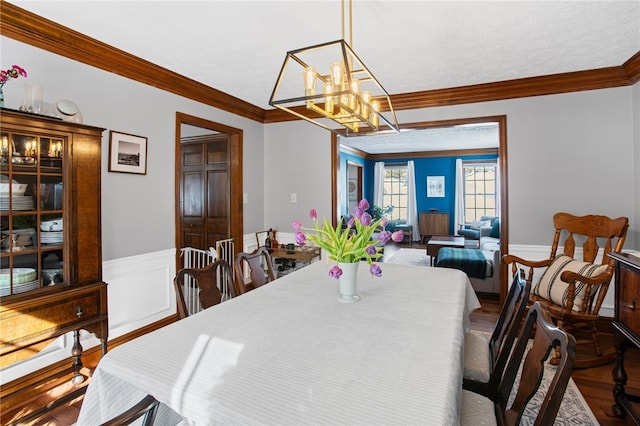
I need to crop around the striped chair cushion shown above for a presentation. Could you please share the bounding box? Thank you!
[533,254,607,312]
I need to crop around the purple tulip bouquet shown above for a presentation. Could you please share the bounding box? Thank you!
[292,199,404,279]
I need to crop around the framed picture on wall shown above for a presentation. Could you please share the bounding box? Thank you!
[108,130,148,175]
[427,176,445,197]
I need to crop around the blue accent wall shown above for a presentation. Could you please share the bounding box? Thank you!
[341,152,498,235]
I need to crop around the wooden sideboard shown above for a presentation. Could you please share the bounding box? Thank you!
[610,252,640,425]
[419,212,449,241]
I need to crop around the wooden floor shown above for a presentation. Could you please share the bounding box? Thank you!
[3,241,639,425]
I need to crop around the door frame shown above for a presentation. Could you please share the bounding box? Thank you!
[175,112,243,271]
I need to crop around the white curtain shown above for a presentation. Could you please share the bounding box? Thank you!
[454,159,465,233]
[373,162,385,207]
[406,161,419,241]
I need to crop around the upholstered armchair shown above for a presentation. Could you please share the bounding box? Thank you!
[458,216,499,241]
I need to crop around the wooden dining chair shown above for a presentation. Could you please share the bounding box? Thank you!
[463,268,530,400]
[234,247,276,295]
[503,212,628,368]
[100,394,159,426]
[174,259,236,319]
[461,302,576,426]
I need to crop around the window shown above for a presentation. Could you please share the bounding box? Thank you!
[463,161,497,222]
[382,165,407,221]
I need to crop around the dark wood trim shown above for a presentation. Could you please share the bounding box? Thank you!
[1,2,638,124]
[0,1,264,123]
[623,50,640,84]
[386,66,634,111]
[367,148,498,161]
[497,115,509,304]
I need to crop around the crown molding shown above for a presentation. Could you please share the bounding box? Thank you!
[623,51,640,84]
[2,1,638,125]
[366,148,499,162]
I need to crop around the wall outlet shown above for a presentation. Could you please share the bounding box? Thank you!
[290,193,297,203]
[243,193,248,204]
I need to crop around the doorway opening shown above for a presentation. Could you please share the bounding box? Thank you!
[331,115,508,300]
[175,112,243,271]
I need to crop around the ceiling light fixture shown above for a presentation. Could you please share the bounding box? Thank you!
[269,0,399,136]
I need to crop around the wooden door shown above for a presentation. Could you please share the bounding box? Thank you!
[180,134,230,250]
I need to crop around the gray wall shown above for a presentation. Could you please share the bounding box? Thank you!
[3,36,638,259]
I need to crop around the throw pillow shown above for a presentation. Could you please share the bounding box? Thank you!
[470,220,491,230]
[489,218,500,238]
[533,254,608,312]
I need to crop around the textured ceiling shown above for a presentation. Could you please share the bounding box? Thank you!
[9,0,639,153]
[341,122,500,154]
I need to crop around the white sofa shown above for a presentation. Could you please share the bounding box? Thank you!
[468,248,501,295]
[480,236,500,251]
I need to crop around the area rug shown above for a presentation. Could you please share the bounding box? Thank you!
[384,248,430,266]
[475,331,600,425]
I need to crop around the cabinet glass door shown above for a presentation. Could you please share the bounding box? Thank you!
[1,130,65,297]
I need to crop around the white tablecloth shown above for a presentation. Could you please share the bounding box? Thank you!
[77,262,480,426]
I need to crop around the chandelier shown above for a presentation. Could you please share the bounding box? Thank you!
[269,0,399,136]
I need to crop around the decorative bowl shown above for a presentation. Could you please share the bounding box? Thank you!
[40,218,63,231]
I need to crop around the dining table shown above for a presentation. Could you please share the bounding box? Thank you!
[76,261,480,425]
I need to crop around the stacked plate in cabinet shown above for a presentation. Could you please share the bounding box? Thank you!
[40,231,63,245]
[0,195,34,211]
[40,217,63,245]
[0,267,38,296]
[0,178,32,211]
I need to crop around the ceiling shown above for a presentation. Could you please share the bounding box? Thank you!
[9,1,639,153]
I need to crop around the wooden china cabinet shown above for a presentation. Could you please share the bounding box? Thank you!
[0,109,108,404]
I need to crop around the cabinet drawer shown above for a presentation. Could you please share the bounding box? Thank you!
[618,264,640,336]
[0,290,102,353]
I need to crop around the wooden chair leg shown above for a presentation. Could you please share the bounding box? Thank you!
[589,320,603,357]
